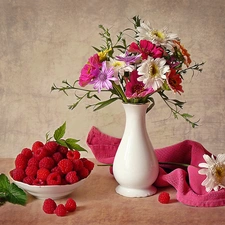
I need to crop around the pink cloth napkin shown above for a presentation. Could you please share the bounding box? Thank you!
[87,126,225,207]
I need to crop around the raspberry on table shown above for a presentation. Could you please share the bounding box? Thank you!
[58,159,73,174]
[37,168,50,181]
[54,204,67,217]
[158,192,170,204]
[39,157,55,170]
[15,153,28,170]
[65,171,79,184]
[43,198,57,214]
[65,198,77,212]
[32,141,44,153]
[46,172,62,185]
[67,150,80,160]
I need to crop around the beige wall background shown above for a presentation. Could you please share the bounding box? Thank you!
[0,0,224,158]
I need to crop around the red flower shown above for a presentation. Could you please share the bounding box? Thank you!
[166,69,184,94]
[79,54,101,87]
[128,40,164,60]
[125,70,154,98]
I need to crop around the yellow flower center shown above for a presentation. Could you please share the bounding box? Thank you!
[113,61,123,68]
[212,163,225,183]
[151,30,165,40]
[148,63,159,78]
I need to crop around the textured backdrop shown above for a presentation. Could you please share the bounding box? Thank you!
[0,0,225,158]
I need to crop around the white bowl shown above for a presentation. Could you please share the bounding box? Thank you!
[10,176,87,200]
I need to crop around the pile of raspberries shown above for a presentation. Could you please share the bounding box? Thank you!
[43,198,77,217]
[10,140,94,185]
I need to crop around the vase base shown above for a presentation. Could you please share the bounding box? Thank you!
[115,185,157,198]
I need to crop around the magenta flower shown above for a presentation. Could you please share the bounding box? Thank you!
[125,70,154,98]
[128,40,164,60]
[79,54,101,87]
[90,61,117,93]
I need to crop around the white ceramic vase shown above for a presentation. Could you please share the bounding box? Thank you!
[113,103,159,197]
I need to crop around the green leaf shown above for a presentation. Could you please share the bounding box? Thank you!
[65,139,88,152]
[0,174,27,206]
[6,183,27,206]
[181,113,193,118]
[0,174,10,192]
[54,122,66,141]
[56,139,68,147]
[93,98,119,111]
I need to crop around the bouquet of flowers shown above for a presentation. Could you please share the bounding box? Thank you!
[52,16,204,127]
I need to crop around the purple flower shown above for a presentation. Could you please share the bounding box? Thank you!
[115,51,142,65]
[90,61,117,92]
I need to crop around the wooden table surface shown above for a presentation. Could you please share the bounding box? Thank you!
[1,158,225,225]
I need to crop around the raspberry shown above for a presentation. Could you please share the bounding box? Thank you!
[51,166,63,176]
[65,198,77,212]
[34,147,48,160]
[46,172,62,185]
[25,165,38,177]
[43,198,57,214]
[21,148,33,159]
[78,167,89,179]
[67,150,80,160]
[32,141,44,153]
[23,176,35,185]
[54,204,67,217]
[37,168,50,181]
[158,192,170,204]
[52,152,63,163]
[58,159,73,174]
[15,153,28,170]
[44,141,58,155]
[11,168,25,181]
[57,145,68,156]
[65,171,79,184]
[27,157,39,170]
[83,159,94,172]
[39,157,55,170]
[72,159,84,171]
[33,178,46,185]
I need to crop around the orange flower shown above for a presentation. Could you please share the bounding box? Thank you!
[174,40,192,67]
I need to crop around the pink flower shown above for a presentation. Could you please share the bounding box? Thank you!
[128,40,164,60]
[79,54,101,87]
[166,69,184,94]
[125,70,154,98]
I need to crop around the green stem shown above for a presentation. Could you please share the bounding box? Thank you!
[112,82,128,103]
[159,162,189,167]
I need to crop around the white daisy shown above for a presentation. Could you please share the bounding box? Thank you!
[108,58,134,80]
[137,56,170,90]
[198,154,225,192]
[136,22,179,50]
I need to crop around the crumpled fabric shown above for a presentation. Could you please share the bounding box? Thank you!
[87,126,225,207]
